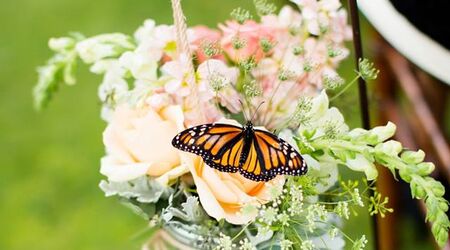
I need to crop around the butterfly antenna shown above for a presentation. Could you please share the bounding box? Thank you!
[250,101,265,123]
[239,99,250,121]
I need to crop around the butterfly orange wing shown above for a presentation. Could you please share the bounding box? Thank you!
[172,123,244,172]
[239,129,307,181]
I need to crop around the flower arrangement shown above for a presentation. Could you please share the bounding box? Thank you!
[34,0,449,249]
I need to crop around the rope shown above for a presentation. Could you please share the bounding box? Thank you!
[171,0,206,123]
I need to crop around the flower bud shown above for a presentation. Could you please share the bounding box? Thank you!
[415,162,434,175]
[75,33,134,64]
[49,37,75,52]
[437,230,448,247]
[370,122,396,144]
[431,182,445,197]
[432,222,447,244]
[358,58,379,81]
[375,140,402,157]
[410,180,426,199]
[401,150,425,164]
[439,201,448,211]
[399,168,412,182]
[348,128,367,140]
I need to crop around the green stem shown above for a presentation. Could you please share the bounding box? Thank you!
[231,223,250,241]
[329,75,360,102]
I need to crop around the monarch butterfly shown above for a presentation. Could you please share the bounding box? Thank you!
[171,120,307,182]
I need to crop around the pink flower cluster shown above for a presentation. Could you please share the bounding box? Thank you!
[127,2,351,129]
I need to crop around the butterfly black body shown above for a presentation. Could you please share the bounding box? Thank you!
[172,121,308,182]
[239,121,255,166]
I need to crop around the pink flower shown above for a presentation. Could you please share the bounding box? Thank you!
[328,9,352,43]
[161,53,192,97]
[292,0,321,35]
[189,26,224,63]
[196,59,242,114]
[219,20,275,62]
[304,38,328,64]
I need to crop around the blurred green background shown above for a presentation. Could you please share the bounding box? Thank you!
[0,0,436,249]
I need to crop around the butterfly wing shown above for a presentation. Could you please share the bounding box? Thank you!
[172,123,244,173]
[239,129,308,181]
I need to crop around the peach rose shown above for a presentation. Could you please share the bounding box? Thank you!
[182,119,285,225]
[100,104,190,186]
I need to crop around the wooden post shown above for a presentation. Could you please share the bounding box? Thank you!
[347,0,379,249]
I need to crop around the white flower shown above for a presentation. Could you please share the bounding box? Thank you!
[345,154,377,180]
[134,19,156,43]
[308,156,339,192]
[76,33,134,63]
[90,59,116,74]
[278,6,302,28]
[97,60,128,121]
[307,90,329,120]
[298,90,349,138]
[119,51,158,81]
[370,122,396,143]
[48,37,75,52]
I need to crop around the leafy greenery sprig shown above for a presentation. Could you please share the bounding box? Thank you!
[292,89,450,247]
[33,33,83,110]
[34,33,135,110]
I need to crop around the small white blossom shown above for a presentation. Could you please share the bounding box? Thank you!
[280,239,293,250]
[353,188,364,207]
[329,227,339,239]
[335,201,350,220]
[301,240,314,250]
[277,212,290,227]
[215,233,236,250]
[306,204,327,232]
[352,235,368,250]
[259,206,278,225]
[238,238,256,250]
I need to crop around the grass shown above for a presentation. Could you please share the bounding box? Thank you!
[0,0,434,249]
